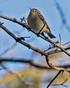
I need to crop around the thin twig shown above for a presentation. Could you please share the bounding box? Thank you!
[45,56,53,68]
[47,70,62,88]
[0,58,70,72]
[0,22,52,68]
[0,42,17,56]
[54,0,70,31]
[0,22,48,56]
[0,58,50,70]
[0,15,70,57]
[0,23,70,72]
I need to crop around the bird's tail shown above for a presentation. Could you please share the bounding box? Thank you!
[47,33,56,38]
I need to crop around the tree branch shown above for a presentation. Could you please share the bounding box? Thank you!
[0,57,70,72]
[0,15,70,57]
[0,57,50,70]
[0,22,48,56]
[47,70,62,88]
[0,22,70,72]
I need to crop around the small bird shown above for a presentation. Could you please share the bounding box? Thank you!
[27,8,55,38]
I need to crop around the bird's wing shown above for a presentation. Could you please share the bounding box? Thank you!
[37,10,51,32]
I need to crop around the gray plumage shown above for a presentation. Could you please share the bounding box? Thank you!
[27,8,55,38]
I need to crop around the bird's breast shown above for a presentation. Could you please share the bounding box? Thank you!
[28,16,46,33]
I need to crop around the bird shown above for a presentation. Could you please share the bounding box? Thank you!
[27,8,56,38]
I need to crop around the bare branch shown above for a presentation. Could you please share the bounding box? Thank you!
[0,58,50,70]
[0,22,48,56]
[0,22,53,68]
[0,15,70,57]
[0,22,70,72]
[0,58,70,72]
[47,70,63,88]
[0,42,17,56]
[54,0,70,31]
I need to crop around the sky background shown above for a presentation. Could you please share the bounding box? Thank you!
[0,0,70,88]
[0,0,70,41]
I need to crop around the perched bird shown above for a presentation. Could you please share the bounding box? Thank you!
[27,8,55,38]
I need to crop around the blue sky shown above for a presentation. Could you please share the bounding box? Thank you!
[0,0,70,40]
[0,0,70,71]
[0,0,70,88]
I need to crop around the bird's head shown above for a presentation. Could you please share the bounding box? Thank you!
[29,8,38,16]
